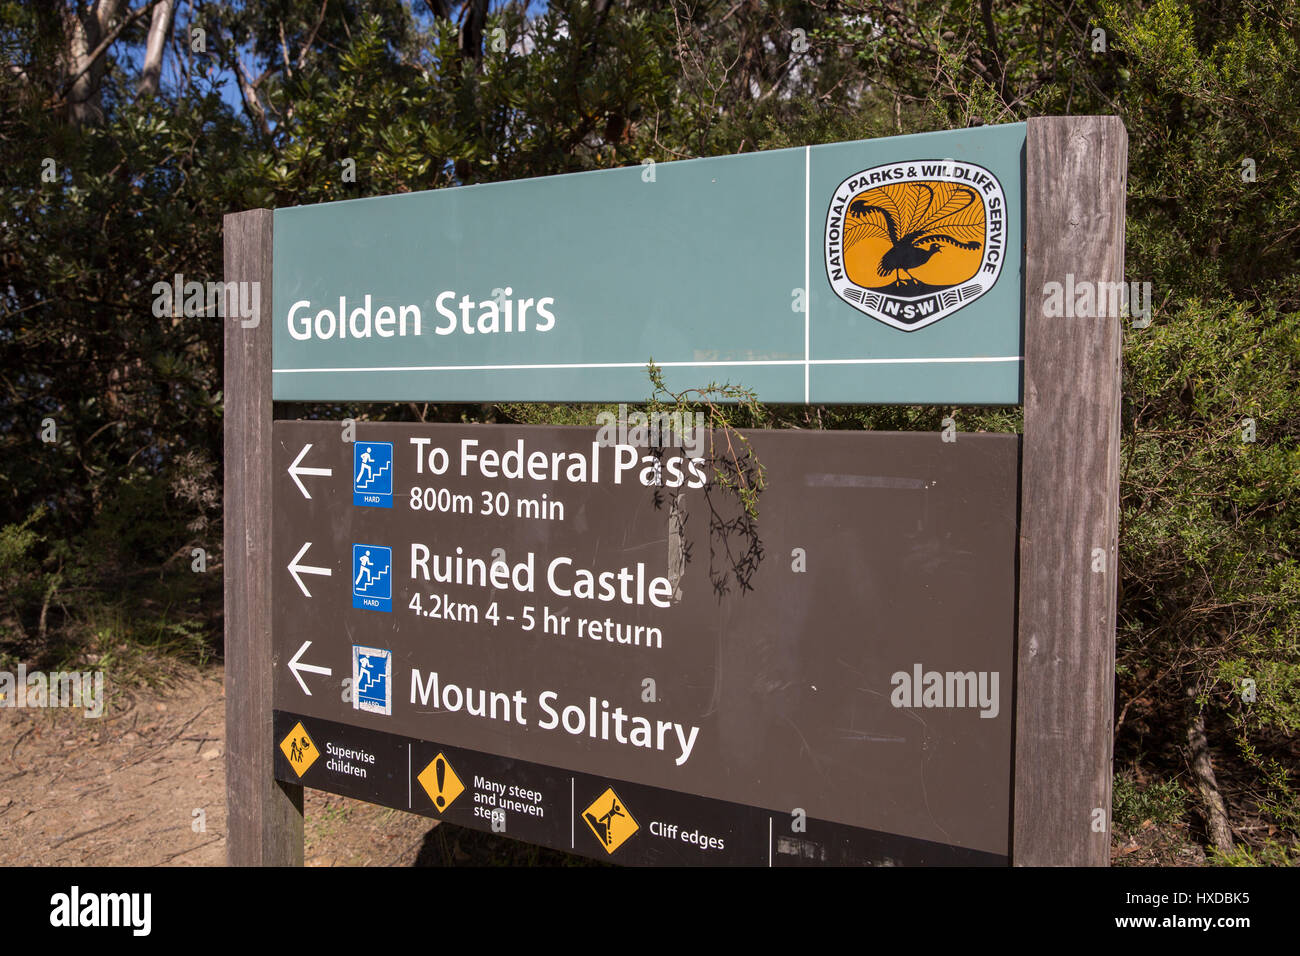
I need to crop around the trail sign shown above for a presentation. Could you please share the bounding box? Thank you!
[272,125,1025,406]
[225,116,1127,867]
[272,422,1018,865]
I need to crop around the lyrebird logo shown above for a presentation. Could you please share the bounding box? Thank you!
[824,160,1007,331]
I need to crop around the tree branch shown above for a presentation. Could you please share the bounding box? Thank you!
[59,0,161,99]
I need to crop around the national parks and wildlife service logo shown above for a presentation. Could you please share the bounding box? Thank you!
[825,160,1008,331]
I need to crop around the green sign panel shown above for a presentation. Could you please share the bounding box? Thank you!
[272,123,1025,404]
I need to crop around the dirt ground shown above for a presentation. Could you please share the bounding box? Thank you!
[0,666,436,866]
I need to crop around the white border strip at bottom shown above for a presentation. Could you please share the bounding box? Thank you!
[274,356,1023,374]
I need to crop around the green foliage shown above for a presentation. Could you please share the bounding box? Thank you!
[496,403,615,429]
[1113,773,1189,831]
[1209,839,1298,867]
[1120,301,1300,738]
[79,603,212,687]
[254,4,681,206]
[0,507,55,644]
[646,360,767,521]
[1105,2,1300,849]
[1105,0,1300,305]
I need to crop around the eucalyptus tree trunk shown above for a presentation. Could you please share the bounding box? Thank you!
[137,0,175,96]
[63,0,125,127]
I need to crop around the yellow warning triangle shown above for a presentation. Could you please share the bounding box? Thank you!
[417,752,465,812]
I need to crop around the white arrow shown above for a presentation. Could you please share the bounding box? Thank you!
[288,541,332,597]
[288,640,332,696]
[288,444,333,499]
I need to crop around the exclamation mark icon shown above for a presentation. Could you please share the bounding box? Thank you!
[418,752,464,812]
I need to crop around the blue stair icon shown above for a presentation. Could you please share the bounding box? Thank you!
[356,459,391,491]
[357,666,384,695]
[352,544,393,612]
[357,563,390,594]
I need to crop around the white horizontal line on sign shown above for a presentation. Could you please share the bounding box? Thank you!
[810,357,1022,366]
[272,357,1023,374]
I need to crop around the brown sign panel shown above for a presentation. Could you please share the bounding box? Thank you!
[271,422,1018,864]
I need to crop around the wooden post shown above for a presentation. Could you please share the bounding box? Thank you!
[223,208,305,865]
[1013,116,1127,865]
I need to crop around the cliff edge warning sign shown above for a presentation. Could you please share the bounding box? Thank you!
[583,788,639,855]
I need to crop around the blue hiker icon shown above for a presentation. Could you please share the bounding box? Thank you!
[352,544,392,612]
[353,442,393,508]
[352,645,392,714]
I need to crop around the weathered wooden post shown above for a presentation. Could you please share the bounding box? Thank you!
[223,208,305,865]
[1013,115,1127,866]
